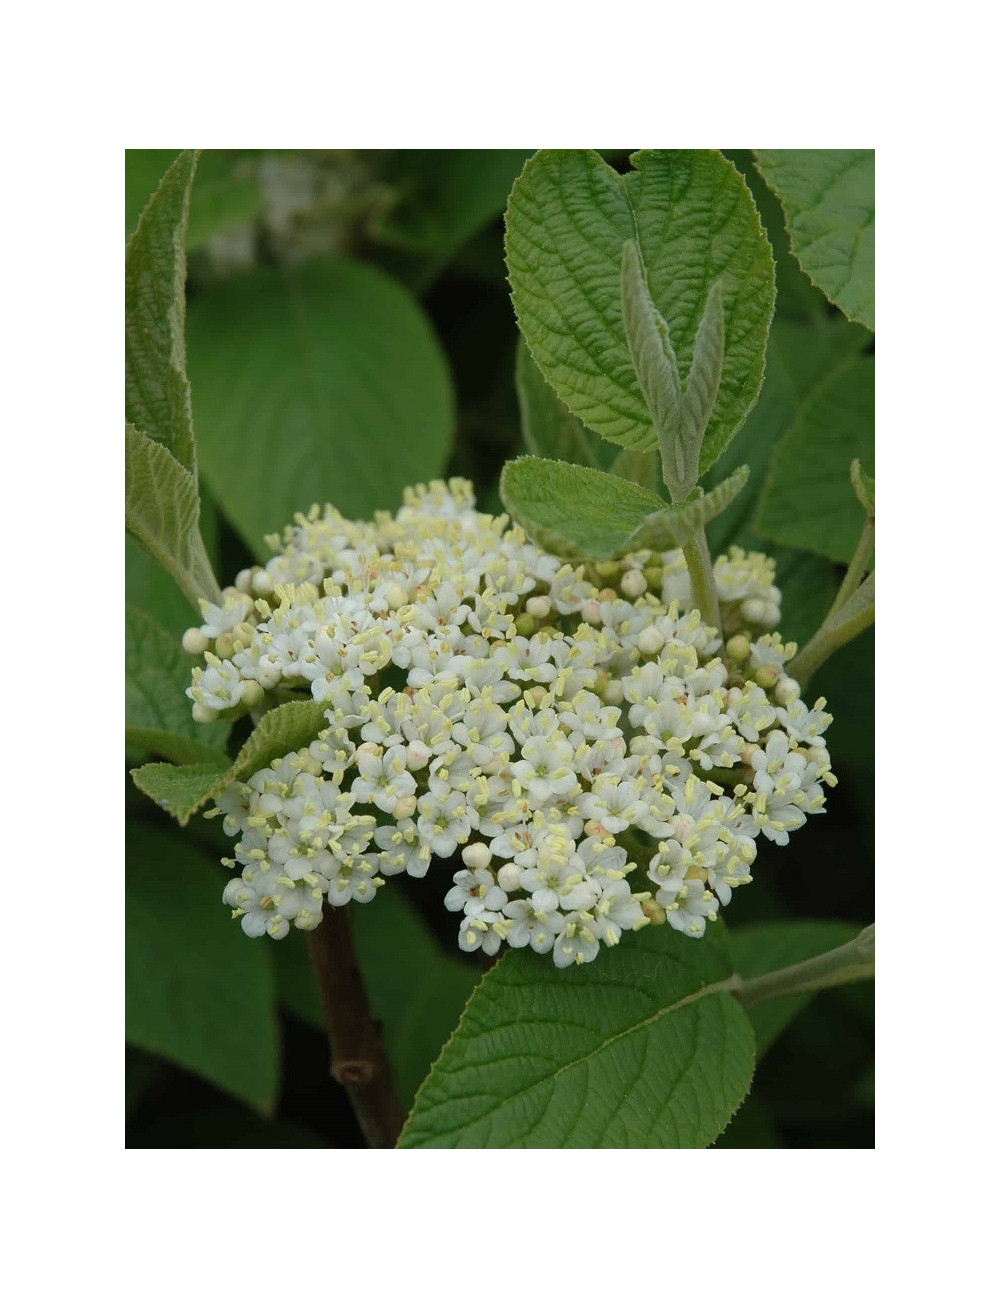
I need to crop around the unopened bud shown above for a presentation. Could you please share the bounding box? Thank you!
[741,598,768,625]
[641,899,667,925]
[525,595,551,619]
[393,795,417,819]
[405,742,432,770]
[234,568,254,593]
[192,703,219,724]
[726,634,751,662]
[215,632,235,659]
[620,569,647,598]
[182,628,209,655]
[251,570,275,596]
[462,842,493,871]
[598,587,617,603]
[357,741,382,758]
[755,664,781,689]
[241,681,265,709]
[496,863,521,892]
[595,561,619,580]
[385,582,408,610]
[581,600,602,625]
[637,626,665,657]
[514,613,536,637]
[602,679,624,705]
[644,564,663,589]
[773,677,800,707]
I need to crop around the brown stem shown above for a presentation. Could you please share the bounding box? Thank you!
[306,902,406,1149]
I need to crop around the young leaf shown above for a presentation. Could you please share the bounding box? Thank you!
[684,280,726,446]
[125,603,229,752]
[398,923,754,1148]
[755,355,875,564]
[505,150,775,472]
[851,458,875,512]
[632,465,749,551]
[728,921,857,1057]
[125,150,199,474]
[126,823,279,1113]
[500,457,664,559]
[754,150,875,330]
[186,260,454,558]
[515,339,599,467]
[125,422,221,608]
[610,444,663,494]
[131,698,330,825]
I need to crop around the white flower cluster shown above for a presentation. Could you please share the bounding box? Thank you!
[184,479,835,966]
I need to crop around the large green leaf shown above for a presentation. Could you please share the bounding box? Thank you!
[515,338,600,467]
[754,150,875,330]
[398,924,754,1148]
[131,698,329,825]
[125,823,279,1113]
[505,149,776,470]
[704,315,872,553]
[125,422,221,608]
[275,891,481,1110]
[755,354,875,564]
[729,921,859,1057]
[125,150,198,473]
[125,604,229,754]
[187,259,454,556]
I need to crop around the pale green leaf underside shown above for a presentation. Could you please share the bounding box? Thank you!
[728,920,857,1057]
[125,150,198,474]
[398,924,754,1148]
[131,698,329,824]
[754,150,874,330]
[501,457,747,560]
[186,259,454,558]
[126,823,278,1113]
[755,355,875,564]
[500,457,663,559]
[125,422,221,608]
[505,149,776,471]
[125,603,229,752]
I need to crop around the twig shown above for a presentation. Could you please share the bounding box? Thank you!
[306,903,406,1148]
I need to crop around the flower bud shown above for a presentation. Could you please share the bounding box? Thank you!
[251,570,275,596]
[741,598,768,624]
[773,677,800,707]
[192,703,219,724]
[215,632,235,659]
[595,561,619,580]
[637,625,665,656]
[641,899,667,925]
[620,569,647,598]
[726,634,751,662]
[602,679,624,705]
[234,568,254,593]
[393,795,417,819]
[755,664,781,689]
[514,613,536,637]
[357,741,382,758]
[496,863,522,892]
[581,600,603,625]
[385,582,408,610]
[182,628,209,655]
[405,742,432,770]
[462,842,492,871]
[525,595,551,619]
[242,681,265,709]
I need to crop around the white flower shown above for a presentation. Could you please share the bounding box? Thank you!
[552,911,601,967]
[444,868,507,915]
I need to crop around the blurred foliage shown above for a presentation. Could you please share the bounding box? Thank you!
[125,149,873,1149]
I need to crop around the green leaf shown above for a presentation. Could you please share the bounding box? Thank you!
[610,444,663,494]
[505,149,776,471]
[704,315,871,553]
[132,698,330,824]
[131,761,229,824]
[755,355,875,564]
[376,149,531,288]
[125,603,229,751]
[124,728,230,766]
[125,150,198,473]
[728,920,857,1057]
[125,422,221,608]
[851,458,875,512]
[500,456,664,558]
[398,924,754,1149]
[754,150,875,330]
[125,823,279,1113]
[186,259,454,557]
[125,149,261,249]
[515,339,599,467]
